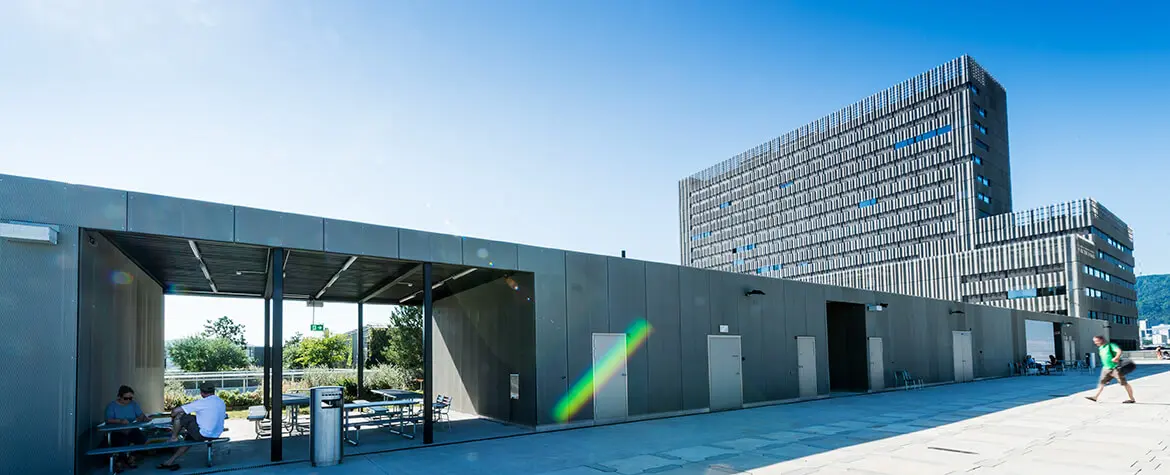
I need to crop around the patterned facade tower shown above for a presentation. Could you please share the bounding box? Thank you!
[679,56,1138,347]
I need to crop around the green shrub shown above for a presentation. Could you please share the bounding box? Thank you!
[217,389,263,409]
[365,365,409,391]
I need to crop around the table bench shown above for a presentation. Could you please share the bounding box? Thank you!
[86,438,228,474]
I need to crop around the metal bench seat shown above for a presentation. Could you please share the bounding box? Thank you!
[87,437,228,474]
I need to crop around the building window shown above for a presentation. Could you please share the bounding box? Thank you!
[1098,250,1134,272]
[690,231,712,241]
[974,139,989,151]
[1090,227,1133,254]
[974,122,987,134]
[859,198,878,208]
[969,85,979,95]
[975,105,987,117]
[894,124,953,150]
[977,193,991,204]
[1083,264,1136,290]
[1085,287,1136,307]
[976,175,990,186]
[972,155,983,165]
[1008,286,1066,300]
[779,181,794,189]
[733,243,756,253]
[719,201,733,209]
[733,259,745,266]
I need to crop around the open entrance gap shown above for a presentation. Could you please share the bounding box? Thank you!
[826,302,868,393]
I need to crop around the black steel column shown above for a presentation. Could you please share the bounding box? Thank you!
[270,248,285,461]
[263,298,271,408]
[357,302,365,399]
[422,262,434,444]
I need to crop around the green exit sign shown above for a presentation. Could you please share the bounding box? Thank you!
[310,324,324,331]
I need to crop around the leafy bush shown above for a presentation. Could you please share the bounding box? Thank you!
[217,390,263,409]
[164,380,196,410]
[168,336,251,372]
[365,365,410,391]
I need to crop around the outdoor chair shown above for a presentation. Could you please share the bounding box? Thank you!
[896,370,923,390]
[433,395,452,430]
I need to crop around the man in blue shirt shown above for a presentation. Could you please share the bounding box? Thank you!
[105,385,149,470]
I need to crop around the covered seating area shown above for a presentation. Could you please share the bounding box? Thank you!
[79,228,534,473]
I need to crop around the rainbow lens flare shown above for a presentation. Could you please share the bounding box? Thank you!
[552,319,653,423]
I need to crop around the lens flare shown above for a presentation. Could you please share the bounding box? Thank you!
[553,319,653,423]
[111,271,134,285]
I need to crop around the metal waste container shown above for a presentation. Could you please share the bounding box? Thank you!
[309,386,344,467]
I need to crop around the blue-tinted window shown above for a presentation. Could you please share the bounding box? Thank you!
[779,181,794,189]
[974,139,989,151]
[975,105,987,117]
[719,201,733,209]
[772,264,782,271]
[976,175,990,186]
[1083,264,1136,290]
[1008,289,1037,299]
[974,122,987,134]
[1098,250,1134,272]
[893,124,953,150]
[1091,227,1133,254]
[969,85,979,95]
[690,231,712,241]
[733,243,756,253]
[1085,287,1136,307]
[972,155,983,165]
[733,259,745,266]
[977,193,991,204]
[859,198,877,208]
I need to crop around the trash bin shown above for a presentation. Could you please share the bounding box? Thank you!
[309,386,344,467]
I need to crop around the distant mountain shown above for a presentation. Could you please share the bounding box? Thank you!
[1138,274,1170,326]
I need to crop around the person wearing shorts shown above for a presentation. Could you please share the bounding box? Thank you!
[1085,335,1135,404]
[157,383,225,471]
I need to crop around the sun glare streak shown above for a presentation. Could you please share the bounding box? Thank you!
[553,319,653,423]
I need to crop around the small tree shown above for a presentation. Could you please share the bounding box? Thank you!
[366,327,391,368]
[385,306,423,382]
[294,332,352,368]
[283,332,305,369]
[203,316,247,348]
[168,336,251,372]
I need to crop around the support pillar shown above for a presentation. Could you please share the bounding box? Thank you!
[357,302,365,399]
[263,298,271,408]
[422,262,434,444]
[270,248,285,462]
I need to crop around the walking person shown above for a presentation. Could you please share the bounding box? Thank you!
[1085,335,1135,404]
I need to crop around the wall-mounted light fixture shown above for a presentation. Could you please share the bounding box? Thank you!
[744,289,766,297]
[0,221,58,245]
[949,309,966,315]
[866,303,888,312]
[1063,322,1074,328]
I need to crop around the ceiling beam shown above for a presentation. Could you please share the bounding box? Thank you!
[188,240,218,293]
[316,256,358,300]
[263,248,274,299]
[360,264,422,303]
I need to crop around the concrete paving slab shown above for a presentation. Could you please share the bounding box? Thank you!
[535,467,612,475]
[712,438,775,452]
[757,430,816,442]
[599,455,683,475]
[660,445,739,463]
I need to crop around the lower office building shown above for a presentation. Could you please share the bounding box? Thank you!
[0,173,1108,474]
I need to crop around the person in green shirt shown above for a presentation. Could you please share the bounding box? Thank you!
[1085,335,1135,404]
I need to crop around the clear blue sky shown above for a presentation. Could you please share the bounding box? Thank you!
[1,1,1167,342]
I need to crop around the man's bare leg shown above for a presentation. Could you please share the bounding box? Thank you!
[161,446,190,466]
[169,416,182,441]
[1087,383,1107,401]
[1123,383,1135,402]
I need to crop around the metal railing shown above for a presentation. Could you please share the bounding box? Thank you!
[165,369,356,394]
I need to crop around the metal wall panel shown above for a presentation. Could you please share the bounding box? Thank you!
[564,251,608,422]
[0,175,127,231]
[398,229,463,265]
[432,274,536,426]
[758,278,793,400]
[606,257,648,416]
[235,207,323,250]
[127,193,233,242]
[462,237,519,270]
[677,266,711,410]
[322,219,399,258]
[76,232,164,473]
[706,272,742,335]
[739,290,765,404]
[800,284,830,395]
[518,245,567,426]
[644,262,682,414]
[0,226,79,475]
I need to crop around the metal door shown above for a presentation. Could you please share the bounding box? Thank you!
[952,331,973,382]
[592,333,628,421]
[797,336,817,398]
[707,336,743,411]
[868,337,885,391]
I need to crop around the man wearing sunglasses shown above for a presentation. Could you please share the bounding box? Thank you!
[105,385,149,471]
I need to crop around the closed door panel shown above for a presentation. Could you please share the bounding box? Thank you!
[797,336,817,398]
[708,336,743,411]
[868,337,884,391]
[952,331,973,382]
[592,333,628,422]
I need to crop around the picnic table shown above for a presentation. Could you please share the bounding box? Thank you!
[282,393,311,435]
[343,398,422,444]
[96,414,172,447]
[370,388,422,400]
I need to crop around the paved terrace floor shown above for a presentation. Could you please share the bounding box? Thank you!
[169,363,1170,474]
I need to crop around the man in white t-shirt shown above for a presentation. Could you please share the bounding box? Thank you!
[157,383,226,471]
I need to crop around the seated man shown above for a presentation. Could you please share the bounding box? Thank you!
[157,383,225,471]
[105,385,149,471]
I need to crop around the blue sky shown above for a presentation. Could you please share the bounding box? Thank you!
[1,1,1166,342]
